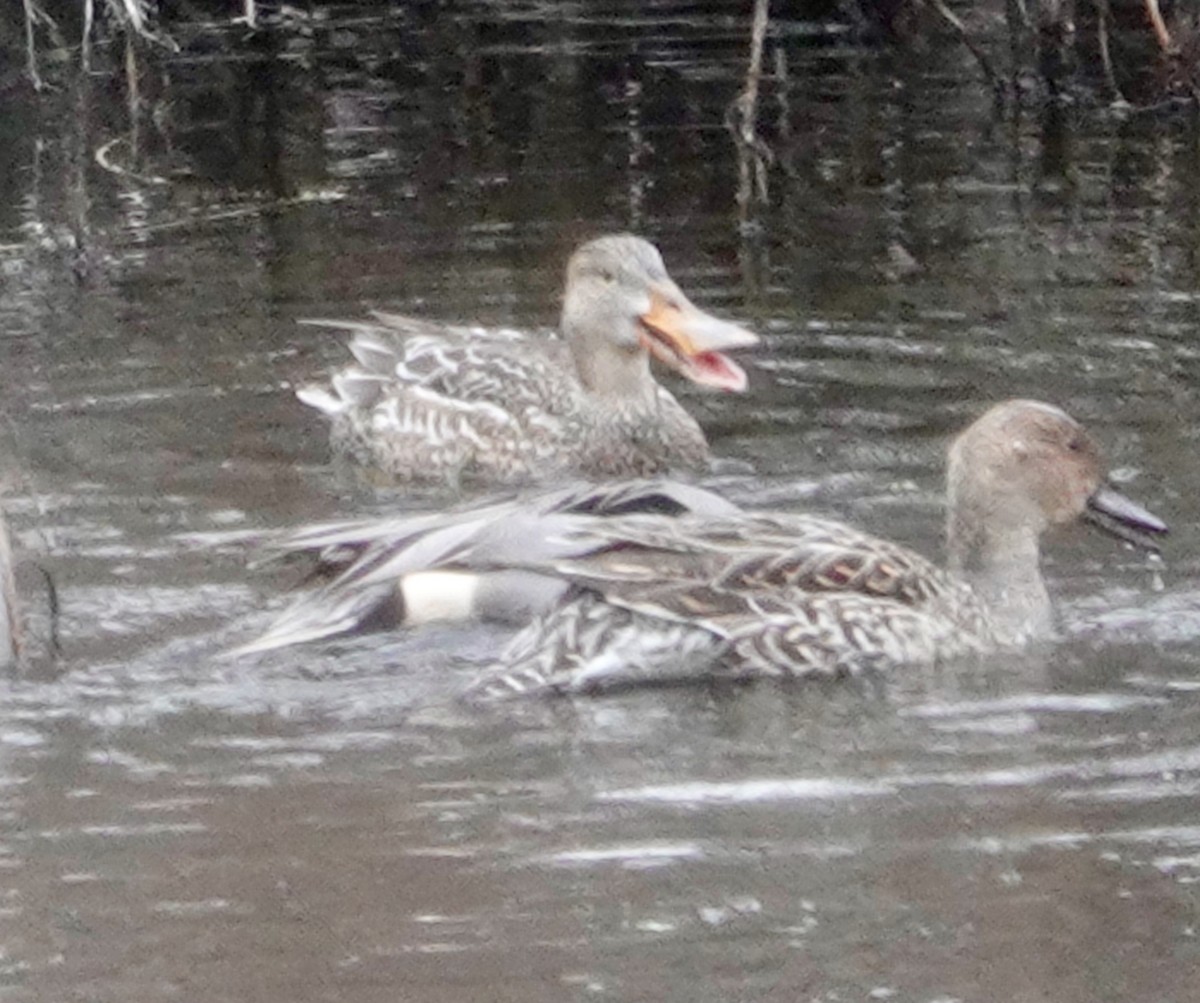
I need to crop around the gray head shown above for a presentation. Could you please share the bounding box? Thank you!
[560,234,758,396]
[946,399,1165,573]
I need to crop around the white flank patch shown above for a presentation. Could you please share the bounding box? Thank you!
[400,571,481,625]
[296,385,347,415]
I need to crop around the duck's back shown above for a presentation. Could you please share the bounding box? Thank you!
[529,511,977,614]
[473,511,995,697]
[299,316,584,483]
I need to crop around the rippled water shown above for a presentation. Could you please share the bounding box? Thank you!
[2,4,1199,1001]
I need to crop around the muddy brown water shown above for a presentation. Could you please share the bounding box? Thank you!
[2,5,1199,1002]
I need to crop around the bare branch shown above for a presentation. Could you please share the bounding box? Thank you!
[923,0,1004,98]
[1143,0,1173,53]
[22,0,44,91]
[82,0,95,72]
[728,0,772,211]
[105,0,181,52]
[1094,0,1126,103]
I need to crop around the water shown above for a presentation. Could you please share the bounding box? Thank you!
[2,5,1199,1001]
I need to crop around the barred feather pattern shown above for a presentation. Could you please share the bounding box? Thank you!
[469,586,990,700]
[299,316,710,483]
[466,511,998,698]
[534,513,990,621]
[467,593,726,700]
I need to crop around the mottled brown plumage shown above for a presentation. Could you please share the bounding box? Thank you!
[467,510,996,698]
[297,235,758,485]
[239,402,1166,696]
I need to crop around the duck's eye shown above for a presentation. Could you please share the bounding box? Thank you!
[598,269,616,284]
[1066,436,1084,453]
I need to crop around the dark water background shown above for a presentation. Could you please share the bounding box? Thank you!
[2,4,1200,1001]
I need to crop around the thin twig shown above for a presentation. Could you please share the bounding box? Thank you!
[82,0,94,71]
[728,0,772,210]
[126,30,144,167]
[924,0,1004,98]
[1094,0,1126,103]
[113,0,181,52]
[35,563,61,662]
[746,0,768,87]
[94,137,167,185]
[1012,0,1034,32]
[119,0,148,36]
[126,31,140,119]
[22,0,43,91]
[773,41,790,144]
[1143,0,1173,53]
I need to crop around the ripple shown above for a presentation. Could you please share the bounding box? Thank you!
[541,842,706,868]
[600,776,896,805]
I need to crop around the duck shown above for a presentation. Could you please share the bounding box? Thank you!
[238,401,1166,696]
[297,234,759,485]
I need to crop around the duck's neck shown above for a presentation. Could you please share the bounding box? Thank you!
[947,521,1054,644]
[570,337,658,402]
[575,385,709,477]
[563,321,708,474]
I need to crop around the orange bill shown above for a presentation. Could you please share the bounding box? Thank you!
[637,286,759,392]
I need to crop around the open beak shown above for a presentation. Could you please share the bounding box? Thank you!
[637,285,759,392]
[1084,485,1168,551]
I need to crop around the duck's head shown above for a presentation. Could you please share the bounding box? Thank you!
[561,234,758,394]
[946,399,1167,558]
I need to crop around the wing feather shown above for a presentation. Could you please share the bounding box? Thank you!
[297,315,582,479]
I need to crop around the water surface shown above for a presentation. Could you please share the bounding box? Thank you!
[1,5,1199,1001]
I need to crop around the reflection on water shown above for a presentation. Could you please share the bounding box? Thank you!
[1,3,1199,1001]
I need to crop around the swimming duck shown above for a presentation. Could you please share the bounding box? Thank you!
[297,234,759,484]
[240,401,1166,696]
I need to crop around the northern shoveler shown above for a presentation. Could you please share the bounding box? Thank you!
[297,234,759,484]
[240,400,1167,696]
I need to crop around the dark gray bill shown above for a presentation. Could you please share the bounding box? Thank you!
[1084,485,1168,551]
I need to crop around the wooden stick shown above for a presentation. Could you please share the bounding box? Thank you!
[1011,0,1034,32]
[22,0,43,91]
[924,0,1002,97]
[1143,0,1173,53]
[82,0,94,72]
[1094,0,1125,103]
[730,0,772,209]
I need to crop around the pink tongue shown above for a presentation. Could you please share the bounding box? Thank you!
[684,351,748,392]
